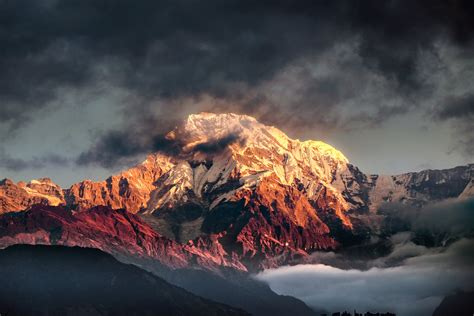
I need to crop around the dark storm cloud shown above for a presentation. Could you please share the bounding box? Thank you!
[75,110,172,168]
[0,151,70,171]
[75,130,151,168]
[308,198,474,271]
[433,94,474,156]
[76,112,245,168]
[410,198,474,235]
[380,197,474,236]
[435,93,474,119]
[77,130,244,168]
[193,133,245,154]
[1,0,473,163]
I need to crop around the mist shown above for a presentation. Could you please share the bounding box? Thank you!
[256,237,474,316]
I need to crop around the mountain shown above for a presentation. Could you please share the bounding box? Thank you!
[0,112,472,315]
[0,244,248,316]
[0,204,245,272]
[162,268,322,316]
[0,177,64,213]
[432,291,474,316]
[0,205,320,315]
[0,113,472,270]
[336,163,474,213]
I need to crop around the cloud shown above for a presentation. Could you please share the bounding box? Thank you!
[193,133,245,154]
[411,199,474,236]
[256,238,474,316]
[0,151,70,171]
[76,111,245,168]
[0,1,472,121]
[1,0,473,162]
[434,93,474,157]
[435,93,474,120]
[380,197,474,240]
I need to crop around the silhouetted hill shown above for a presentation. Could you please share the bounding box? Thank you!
[0,244,248,316]
[162,268,321,316]
[432,291,474,316]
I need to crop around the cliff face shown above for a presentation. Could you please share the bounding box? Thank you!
[65,154,174,212]
[334,163,474,213]
[0,178,65,213]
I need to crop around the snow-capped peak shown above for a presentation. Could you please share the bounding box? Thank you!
[184,112,258,136]
[143,113,351,211]
[180,112,348,163]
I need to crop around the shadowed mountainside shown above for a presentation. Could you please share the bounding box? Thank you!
[0,244,248,316]
[432,291,474,316]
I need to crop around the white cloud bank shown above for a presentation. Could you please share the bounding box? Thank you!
[256,238,474,316]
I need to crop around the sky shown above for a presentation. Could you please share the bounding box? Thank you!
[0,0,473,187]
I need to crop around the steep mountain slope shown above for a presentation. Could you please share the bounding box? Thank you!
[335,163,474,213]
[144,113,350,215]
[0,206,320,315]
[66,154,174,212]
[0,244,248,316]
[432,291,474,316]
[163,268,321,316]
[0,204,245,272]
[136,113,351,267]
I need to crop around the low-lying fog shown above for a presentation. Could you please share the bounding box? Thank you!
[256,199,474,316]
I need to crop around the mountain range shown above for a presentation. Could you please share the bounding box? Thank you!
[0,113,472,315]
[1,113,472,269]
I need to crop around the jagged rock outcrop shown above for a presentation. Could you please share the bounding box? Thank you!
[0,178,65,214]
[65,154,174,212]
